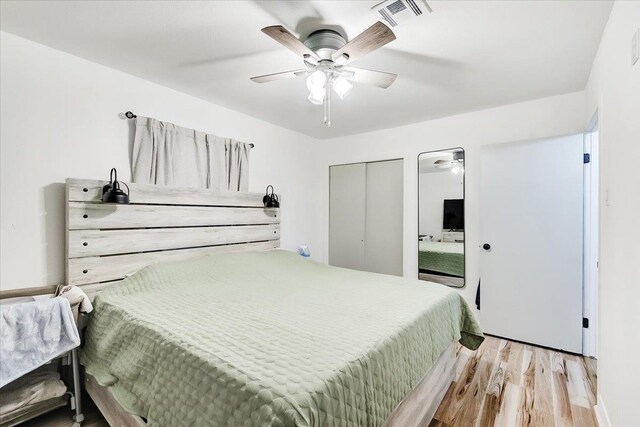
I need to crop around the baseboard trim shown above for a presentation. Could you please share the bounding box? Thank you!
[594,393,611,427]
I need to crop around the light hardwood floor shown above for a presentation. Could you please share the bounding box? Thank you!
[430,336,597,427]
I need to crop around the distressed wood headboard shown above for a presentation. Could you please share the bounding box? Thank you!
[65,178,280,297]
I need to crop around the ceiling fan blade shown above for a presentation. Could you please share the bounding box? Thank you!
[250,69,306,83]
[261,26,320,61]
[344,67,397,89]
[332,21,395,65]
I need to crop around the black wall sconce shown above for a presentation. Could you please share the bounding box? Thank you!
[263,185,280,208]
[102,168,130,204]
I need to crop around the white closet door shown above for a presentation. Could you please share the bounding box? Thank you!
[329,163,366,270]
[480,134,583,353]
[365,160,404,276]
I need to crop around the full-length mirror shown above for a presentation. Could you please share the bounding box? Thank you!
[418,148,465,287]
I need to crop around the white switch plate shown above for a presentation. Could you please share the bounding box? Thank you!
[633,28,639,66]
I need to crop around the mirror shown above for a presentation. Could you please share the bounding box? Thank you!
[418,148,465,287]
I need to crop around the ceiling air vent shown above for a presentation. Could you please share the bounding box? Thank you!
[372,0,433,27]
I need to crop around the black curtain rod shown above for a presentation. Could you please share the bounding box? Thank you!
[123,111,254,148]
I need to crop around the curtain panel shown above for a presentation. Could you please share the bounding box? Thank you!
[131,116,250,191]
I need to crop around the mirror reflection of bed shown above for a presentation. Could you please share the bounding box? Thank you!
[418,148,465,287]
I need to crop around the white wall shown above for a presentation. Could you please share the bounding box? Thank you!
[584,1,640,425]
[0,32,591,317]
[0,32,323,290]
[317,91,587,311]
[419,171,464,239]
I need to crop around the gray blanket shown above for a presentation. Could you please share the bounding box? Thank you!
[0,362,67,416]
[0,297,80,387]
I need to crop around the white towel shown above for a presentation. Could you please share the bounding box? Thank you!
[0,297,80,388]
[56,284,93,315]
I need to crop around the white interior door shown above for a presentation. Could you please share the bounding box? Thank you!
[480,134,584,353]
[365,159,403,276]
[329,163,366,270]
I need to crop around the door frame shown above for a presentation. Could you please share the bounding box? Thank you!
[583,113,599,357]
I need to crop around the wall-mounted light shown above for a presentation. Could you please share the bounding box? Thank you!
[263,185,280,208]
[102,168,130,204]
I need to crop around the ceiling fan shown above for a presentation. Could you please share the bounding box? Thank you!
[434,152,465,174]
[250,21,397,127]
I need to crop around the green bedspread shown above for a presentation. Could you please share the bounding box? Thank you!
[418,241,464,277]
[82,250,483,427]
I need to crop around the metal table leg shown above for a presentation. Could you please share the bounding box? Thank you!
[71,348,84,426]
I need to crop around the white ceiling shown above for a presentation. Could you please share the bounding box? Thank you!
[0,0,613,139]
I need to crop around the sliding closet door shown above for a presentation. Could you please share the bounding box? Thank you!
[329,163,366,270]
[480,134,583,353]
[365,160,403,276]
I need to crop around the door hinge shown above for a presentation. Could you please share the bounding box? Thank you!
[583,317,589,328]
[584,153,591,164]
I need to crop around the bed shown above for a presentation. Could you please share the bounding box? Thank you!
[418,241,464,277]
[64,178,483,427]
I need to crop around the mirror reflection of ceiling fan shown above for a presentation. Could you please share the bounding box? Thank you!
[434,151,465,174]
[250,21,397,127]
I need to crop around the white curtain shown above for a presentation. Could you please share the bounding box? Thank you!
[131,116,250,191]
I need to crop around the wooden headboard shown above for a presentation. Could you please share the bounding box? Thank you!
[66,178,280,297]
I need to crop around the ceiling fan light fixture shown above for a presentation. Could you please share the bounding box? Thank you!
[308,89,325,105]
[334,53,350,66]
[332,77,353,99]
[253,22,397,126]
[306,70,326,92]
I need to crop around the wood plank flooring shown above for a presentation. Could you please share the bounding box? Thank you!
[430,336,597,427]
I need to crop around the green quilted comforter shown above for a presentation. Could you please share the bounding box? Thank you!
[418,242,465,277]
[81,250,483,427]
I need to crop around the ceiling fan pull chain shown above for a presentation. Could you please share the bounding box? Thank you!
[323,76,328,126]
[325,75,332,127]
[323,91,327,125]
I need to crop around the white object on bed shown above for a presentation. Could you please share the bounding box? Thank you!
[0,297,80,387]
